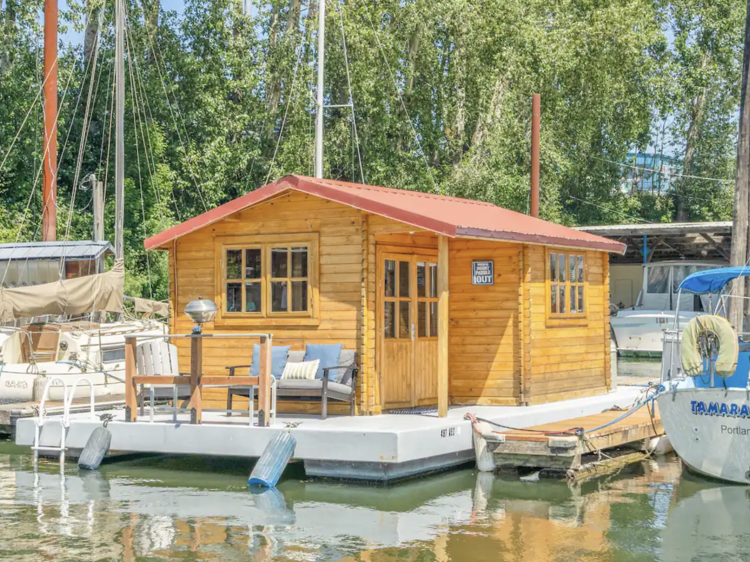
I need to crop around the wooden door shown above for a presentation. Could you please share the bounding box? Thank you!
[379,252,439,409]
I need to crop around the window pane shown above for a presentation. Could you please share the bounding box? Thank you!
[577,286,584,313]
[291,281,308,312]
[226,250,241,279]
[570,287,577,313]
[550,284,557,313]
[418,301,427,337]
[384,260,396,297]
[271,281,288,312]
[245,249,261,279]
[550,253,558,281]
[429,264,438,297]
[558,254,566,282]
[291,247,308,278]
[399,261,410,297]
[577,256,584,283]
[384,302,396,338]
[429,302,438,337]
[569,255,576,283]
[245,282,261,312]
[399,301,411,338]
[417,262,426,297]
[271,248,288,278]
[559,285,566,314]
[226,283,242,312]
[647,266,669,294]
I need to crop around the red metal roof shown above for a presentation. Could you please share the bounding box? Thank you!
[144,175,626,254]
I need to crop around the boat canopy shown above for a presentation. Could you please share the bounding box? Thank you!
[678,266,750,294]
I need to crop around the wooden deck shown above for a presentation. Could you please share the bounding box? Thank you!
[483,406,663,474]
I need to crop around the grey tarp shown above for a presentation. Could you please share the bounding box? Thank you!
[0,259,124,322]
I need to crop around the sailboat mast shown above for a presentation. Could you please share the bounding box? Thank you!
[314,0,325,178]
[42,0,58,241]
[114,0,125,260]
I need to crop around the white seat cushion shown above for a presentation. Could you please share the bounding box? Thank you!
[280,359,320,381]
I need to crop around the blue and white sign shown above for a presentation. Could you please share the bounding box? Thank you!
[472,261,494,285]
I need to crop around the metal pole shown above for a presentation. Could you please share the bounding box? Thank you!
[314,0,325,178]
[530,93,540,218]
[42,0,58,241]
[114,0,125,260]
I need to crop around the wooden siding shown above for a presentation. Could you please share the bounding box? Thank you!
[525,246,610,404]
[170,191,364,413]
[448,239,521,406]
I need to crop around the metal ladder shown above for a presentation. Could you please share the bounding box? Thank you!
[32,376,97,464]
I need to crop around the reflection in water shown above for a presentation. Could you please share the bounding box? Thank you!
[0,444,748,561]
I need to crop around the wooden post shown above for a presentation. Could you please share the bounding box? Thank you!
[437,236,450,418]
[530,93,540,218]
[730,0,750,330]
[124,336,137,422]
[42,0,58,242]
[188,334,203,424]
[257,335,272,426]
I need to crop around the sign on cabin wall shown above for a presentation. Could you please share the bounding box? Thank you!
[472,261,494,285]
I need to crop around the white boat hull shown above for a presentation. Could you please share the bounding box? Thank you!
[0,362,126,402]
[611,310,698,356]
[658,385,750,484]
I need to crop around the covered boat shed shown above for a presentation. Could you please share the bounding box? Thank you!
[145,175,625,415]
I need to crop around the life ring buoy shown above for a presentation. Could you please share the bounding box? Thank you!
[681,315,738,378]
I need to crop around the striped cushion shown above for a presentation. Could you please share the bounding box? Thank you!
[280,359,320,381]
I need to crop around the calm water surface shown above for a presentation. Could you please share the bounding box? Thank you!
[1,441,749,561]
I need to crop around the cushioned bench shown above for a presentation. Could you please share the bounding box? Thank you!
[226,349,358,419]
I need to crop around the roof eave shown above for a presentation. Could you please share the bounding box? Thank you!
[455,228,627,254]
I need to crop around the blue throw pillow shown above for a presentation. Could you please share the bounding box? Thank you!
[304,343,343,381]
[250,344,290,379]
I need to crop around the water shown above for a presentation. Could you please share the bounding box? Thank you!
[1,442,750,561]
[617,356,662,380]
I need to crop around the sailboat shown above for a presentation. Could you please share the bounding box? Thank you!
[0,0,167,402]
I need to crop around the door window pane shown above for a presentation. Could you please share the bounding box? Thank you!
[577,286,584,313]
[226,250,242,279]
[245,249,261,279]
[291,247,308,278]
[271,281,288,312]
[429,302,438,337]
[384,302,395,338]
[559,285,566,314]
[226,283,242,312]
[384,260,396,297]
[399,261,410,297]
[550,253,558,281]
[245,283,261,312]
[271,248,288,278]
[429,264,438,297]
[558,254,566,282]
[291,281,308,312]
[418,301,427,337]
[551,285,557,313]
[570,287,577,313]
[569,256,576,282]
[577,255,584,283]
[399,301,410,339]
[417,262,426,297]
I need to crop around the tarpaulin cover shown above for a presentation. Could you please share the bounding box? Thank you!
[678,266,750,294]
[0,259,124,321]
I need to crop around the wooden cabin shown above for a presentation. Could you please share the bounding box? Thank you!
[144,176,625,415]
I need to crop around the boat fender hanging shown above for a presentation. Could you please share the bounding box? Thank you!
[681,315,738,378]
[78,426,112,470]
[248,431,296,488]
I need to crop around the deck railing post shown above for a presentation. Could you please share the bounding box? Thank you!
[257,334,272,427]
[188,333,203,424]
[125,336,137,422]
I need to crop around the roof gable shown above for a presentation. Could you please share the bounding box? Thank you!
[144,175,625,254]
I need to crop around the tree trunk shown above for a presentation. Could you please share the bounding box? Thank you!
[677,54,710,221]
[470,74,506,162]
[0,0,17,75]
[730,0,750,331]
[83,1,99,65]
[452,26,466,165]
[405,23,421,93]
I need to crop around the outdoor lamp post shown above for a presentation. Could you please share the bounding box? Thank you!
[184,297,217,424]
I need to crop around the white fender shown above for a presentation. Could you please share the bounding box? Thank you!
[472,421,496,472]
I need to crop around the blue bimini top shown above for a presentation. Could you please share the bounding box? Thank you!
[679,266,750,294]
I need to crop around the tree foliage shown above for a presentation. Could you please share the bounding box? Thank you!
[0,0,745,298]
